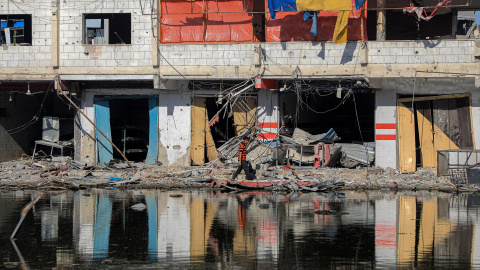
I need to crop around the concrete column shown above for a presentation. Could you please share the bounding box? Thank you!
[376,0,386,41]
[152,0,159,67]
[375,89,397,169]
[257,89,279,142]
[51,0,60,68]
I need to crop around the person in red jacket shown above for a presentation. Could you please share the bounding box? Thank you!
[232,136,254,180]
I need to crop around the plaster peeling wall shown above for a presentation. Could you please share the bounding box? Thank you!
[78,88,159,164]
[158,91,191,166]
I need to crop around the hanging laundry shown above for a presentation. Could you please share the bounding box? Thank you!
[355,0,367,10]
[403,0,452,21]
[269,0,351,19]
[268,0,297,20]
[303,11,319,36]
[297,0,351,11]
[332,10,350,43]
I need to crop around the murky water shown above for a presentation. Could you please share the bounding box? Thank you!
[1,189,480,269]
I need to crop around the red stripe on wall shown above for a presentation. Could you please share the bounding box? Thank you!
[258,133,278,139]
[259,122,278,128]
[376,123,396,129]
[376,134,396,140]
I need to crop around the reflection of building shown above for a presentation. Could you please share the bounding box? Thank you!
[375,197,396,267]
[155,192,191,261]
[396,194,477,268]
[73,190,112,261]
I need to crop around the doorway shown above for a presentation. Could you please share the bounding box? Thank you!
[397,94,474,173]
[94,96,158,165]
[190,96,257,165]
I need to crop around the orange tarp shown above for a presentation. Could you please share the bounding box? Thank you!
[161,0,254,43]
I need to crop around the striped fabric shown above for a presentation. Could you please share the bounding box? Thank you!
[238,143,247,163]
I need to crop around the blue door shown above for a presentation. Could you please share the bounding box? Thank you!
[95,100,113,164]
[145,98,159,164]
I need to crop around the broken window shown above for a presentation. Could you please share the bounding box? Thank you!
[82,13,131,45]
[0,14,32,46]
[456,11,477,38]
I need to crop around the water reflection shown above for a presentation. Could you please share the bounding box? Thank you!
[0,189,480,269]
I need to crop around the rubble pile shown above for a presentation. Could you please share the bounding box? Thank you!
[0,156,475,193]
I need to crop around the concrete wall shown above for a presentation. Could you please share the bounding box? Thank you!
[158,40,479,78]
[158,88,192,166]
[0,0,52,69]
[0,0,155,73]
[60,0,154,68]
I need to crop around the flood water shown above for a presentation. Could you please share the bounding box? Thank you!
[1,189,480,269]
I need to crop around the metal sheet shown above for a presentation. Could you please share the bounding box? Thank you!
[95,101,113,165]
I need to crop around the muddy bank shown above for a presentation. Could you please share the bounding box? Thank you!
[0,159,476,193]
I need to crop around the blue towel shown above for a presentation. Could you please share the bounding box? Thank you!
[355,0,367,10]
[268,0,297,19]
[303,11,319,36]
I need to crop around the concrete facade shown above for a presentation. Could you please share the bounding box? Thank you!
[1,0,480,171]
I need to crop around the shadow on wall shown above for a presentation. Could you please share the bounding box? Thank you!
[0,92,75,162]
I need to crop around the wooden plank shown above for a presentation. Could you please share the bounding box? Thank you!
[233,97,257,136]
[205,115,217,162]
[448,98,461,147]
[95,100,114,165]
[397,93,470,103]
[191,97,206,165]
[432,99,459,152]
[456,97,474,149]
[416,101,435,168]
[397,101,416,173]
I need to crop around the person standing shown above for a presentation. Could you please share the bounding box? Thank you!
[232,137,254,180]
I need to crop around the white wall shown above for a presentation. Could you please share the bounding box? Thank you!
[158,90,191,166]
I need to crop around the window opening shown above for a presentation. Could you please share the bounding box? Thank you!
[83,13,131,45]
[0,14,32,46]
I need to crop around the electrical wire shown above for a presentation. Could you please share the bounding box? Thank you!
[3,84,52,135]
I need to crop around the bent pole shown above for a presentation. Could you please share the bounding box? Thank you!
[10,192,45,239]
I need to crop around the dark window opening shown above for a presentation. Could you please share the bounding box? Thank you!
[0,14,32,46]
[83,13,131,45]
[206,97,236,148]
[109,98,149,162]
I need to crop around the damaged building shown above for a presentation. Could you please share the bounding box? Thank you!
[0,0,480,174]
